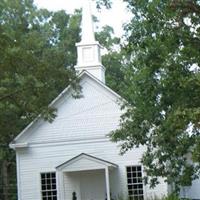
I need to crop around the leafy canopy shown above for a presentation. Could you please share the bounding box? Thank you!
[0,1,81,199]
[111,0,200,191]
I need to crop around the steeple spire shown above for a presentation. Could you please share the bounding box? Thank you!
[81,0,95,43]
[75,0,106,83]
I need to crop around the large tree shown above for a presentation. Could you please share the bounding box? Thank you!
[111,0,200,192]
[0,0,81,199]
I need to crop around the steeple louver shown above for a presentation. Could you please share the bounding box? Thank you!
[75,0,106,83]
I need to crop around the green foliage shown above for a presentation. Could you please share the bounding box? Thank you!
[0,0,82,199]
[164,194,180,200]
[103,51,126,95]
[96,25,120,50]
[111,0,200,192]
[94,0,112,9]
[96,25,126,95]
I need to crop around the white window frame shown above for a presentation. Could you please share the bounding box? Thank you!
[126,165,144,200]
[40,172,57,200]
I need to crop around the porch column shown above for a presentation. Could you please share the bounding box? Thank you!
[105,166,111,200]
[56,171,64,200]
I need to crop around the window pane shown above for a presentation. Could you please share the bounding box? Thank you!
[46,173,51,179]
[128,185,132,190]
[134,190,138,195]
[127,173,132,178]
[42,185,46,191]
[138,172,142,177]
[51,173,56,178]
[139,190,143,194]
[138,177,142,183]
[139,196,144,200]
[47,184,51,190]
[42,192,47,197]
[132,166,137,171]
[133,172,136,177]
[137,166,141,171]
[41,174,46,179]
[52,184,56,190]
[128,190,133,195]
[138,184,143,189]
[128,178,132,184]
[133,178,137,183]
[127,167,132,172]
[133,185,138,189]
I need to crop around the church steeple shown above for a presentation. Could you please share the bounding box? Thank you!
[75,0,106,83]
[81,0,95,43]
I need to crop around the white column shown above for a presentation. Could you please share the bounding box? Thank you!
[56,171,64,200]
[105,167,111,200]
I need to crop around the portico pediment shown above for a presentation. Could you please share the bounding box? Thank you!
[56,153,118,172]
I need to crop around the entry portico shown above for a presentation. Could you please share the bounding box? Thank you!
[56,153,118,200]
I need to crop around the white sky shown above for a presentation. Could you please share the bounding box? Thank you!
[34,0,131,37]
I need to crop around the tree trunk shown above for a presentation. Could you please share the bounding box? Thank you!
[2,160,9,200]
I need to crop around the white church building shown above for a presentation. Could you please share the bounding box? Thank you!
[10,1,200,200]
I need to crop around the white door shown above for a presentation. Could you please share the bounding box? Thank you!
[80,170,106,200]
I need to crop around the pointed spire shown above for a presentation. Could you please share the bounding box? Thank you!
[81,0,95,43]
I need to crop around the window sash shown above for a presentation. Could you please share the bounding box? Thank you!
[126,165,144,200]
[40,172,57,200]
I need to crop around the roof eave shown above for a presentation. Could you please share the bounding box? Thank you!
[9,142,29,150]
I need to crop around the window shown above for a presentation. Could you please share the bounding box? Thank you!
[126,166,144,200]
[41,172,57,200]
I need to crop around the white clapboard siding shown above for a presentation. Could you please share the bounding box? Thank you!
[16,75,122,144]
[16,139,168,200]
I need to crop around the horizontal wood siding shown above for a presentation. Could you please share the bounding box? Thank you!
[17,77,122,144]
[17,140,168,200]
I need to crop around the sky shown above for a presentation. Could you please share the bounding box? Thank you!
[34,0,131,37]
